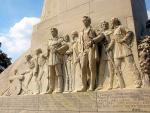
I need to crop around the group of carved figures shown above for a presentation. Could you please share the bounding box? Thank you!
[4,16,149,96]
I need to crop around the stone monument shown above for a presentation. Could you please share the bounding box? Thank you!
[0,0,150,113]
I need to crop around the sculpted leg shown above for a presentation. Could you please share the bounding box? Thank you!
[142,74,150,88]
[63,62,69,93]
[107,60,115,90]
[70,62,74,92]
[26,72,33,88]
[47,66,55,94]
[125,55,142,88]
[88,49,96,91]
[57,75,63,93]
[34,76,40,95]
[97,58,106,90]
[37,68,44,94]
[77,53,88,92]
[55,64,63,93]
[114,59,125,89]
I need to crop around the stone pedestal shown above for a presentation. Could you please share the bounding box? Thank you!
[0,89,150,113]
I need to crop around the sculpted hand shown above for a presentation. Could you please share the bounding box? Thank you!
[120,39,126,43]
[75,58,80,64]
[106,47,110,52]
[66,51,72,55]
[26,85,28,89]
[34,72,38,77]
[87,41,93,47]
[47,46,51,51]
[54,49,58,53]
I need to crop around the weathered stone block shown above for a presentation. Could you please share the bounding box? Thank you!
[0,90,150,113]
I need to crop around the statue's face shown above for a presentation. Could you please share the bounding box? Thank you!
[101,22,109,30]
[14,69,18,75]
[83,18,91,27]
[26,56,30,62]
[35,49,42,56]
[110,19,115,29]
[71,33,78,41]
[51,30,58,38]
[64,35,70,42]
[110,18,120,29]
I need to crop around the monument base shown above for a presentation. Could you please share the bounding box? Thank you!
[0,89,150,113]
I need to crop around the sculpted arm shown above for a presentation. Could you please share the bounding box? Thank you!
[120,26,134,43]
[66,49,73,55]
[52,38,63,46]
[20,70,30,75]
[92,33,105,44]
[122,31,134,43]
[107,38,115,51]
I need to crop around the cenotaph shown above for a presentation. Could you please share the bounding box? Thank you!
[0,0,150,113]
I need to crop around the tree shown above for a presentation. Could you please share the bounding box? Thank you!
[146,20,150,29]
[0,42,12,73]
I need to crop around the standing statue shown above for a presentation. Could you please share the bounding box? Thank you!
[47,28,64,94]
[71,31,82,92]
[77,16,98,92]
[39,52,48,94]
[34,48,48,94]
[96,21,115,90]
[62,34,73,93]
[25,54,35,90]
[106,18,142,89]
[33,48,43,95]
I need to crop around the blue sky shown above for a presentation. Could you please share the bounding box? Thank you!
[146,0,150,9]
[0,0,150,62]
[0,0,43,61]
[0,0,43,33]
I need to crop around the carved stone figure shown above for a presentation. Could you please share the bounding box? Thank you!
[32,48,43,95]
[3,69,24,96]
[62,34,73,93]
[33,48,48,94]
[138,36,150,87]
[24,54,35,90]
[71,31,82,92]
[47,28,64,93]
[77,16,98,92]
[96,21,115,90]
[38,52,48,94]
[106,18,142,89]
[2,16,147,96]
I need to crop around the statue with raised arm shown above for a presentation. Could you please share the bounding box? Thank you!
[106,18,142,89]
[77,16,99,92]
[95,21,115,90]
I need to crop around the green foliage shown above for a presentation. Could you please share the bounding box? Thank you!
[0,42,11,73]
